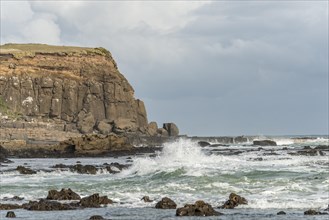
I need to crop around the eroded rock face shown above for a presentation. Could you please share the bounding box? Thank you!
[0,44,148,134]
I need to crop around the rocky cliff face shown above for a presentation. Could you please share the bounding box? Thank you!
[0,44,148,134]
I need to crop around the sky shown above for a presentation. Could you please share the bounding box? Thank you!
[1,0,328,136]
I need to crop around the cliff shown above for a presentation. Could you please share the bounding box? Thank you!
[0,44,179,157]
[0,43,148,134]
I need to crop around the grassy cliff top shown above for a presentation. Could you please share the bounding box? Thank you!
[0,43,111,59]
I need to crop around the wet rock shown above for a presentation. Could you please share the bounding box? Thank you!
[155,197,177,209]
[253,140,277,146]
[289,149,324,156]
[277,211,286,215]
[220,193,248,209]
[71,164,97,174]
[16,166,37,174]
[0,204,21,210]
[198,141,211,147]
[6,211,16,218]
[3,196,24,201]
[23,199,77,211]
[304,209,328,215]
[47,188,81,200]
[176,200,222,216]
[89,216,105,220]
[141,196,153,202]
[79,193,112,208]
[315,145,329,150]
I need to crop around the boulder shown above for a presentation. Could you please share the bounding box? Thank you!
[6,211,16,218]
[77,111,95,134]
[277,211,286,215]
[46,188,81,200]
[147,121,158,136]
[176,200,222,216]
[155,197,177,209]
[253,140,277,146]
[16,166,36,175]
[163,123,179,136]
[157,128,169,137]
[220,193,248,209]
[304,209,328,215]
[79,193,112,208]
[96,120,112,135]
[113,118,136,133]
[71,164,98,175]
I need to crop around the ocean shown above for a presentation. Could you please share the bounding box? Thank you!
[0,136,328,219]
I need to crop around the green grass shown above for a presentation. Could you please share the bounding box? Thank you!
[0,43,111,59]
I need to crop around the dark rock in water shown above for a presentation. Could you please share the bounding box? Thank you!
[16,166,37,174]
[155,197,177,209]
[303,146,312,150]
[72,164,97,174]
[289,149,324,156]
[220,193,248,209]
[253,140,277,146]
[79,193,112,208]
[141,196,153,202]
[23,199,77,211]
[176,200,222,216]
[277,211,286,215]
[325,204,329,211]
[3,196,24,201]
[6,211,16,218]
[0,204,21,210]
[163,123,179,136]
[315,145,329,150]
[234,136,248,143]
[47,188,81,200]
[89,215,105,220]
[198,141,211,147]
[304,209,328,215]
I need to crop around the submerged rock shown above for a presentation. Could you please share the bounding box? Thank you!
[253,140,277,146]
[46,188,81,200]
[2,196,24,201]
[277,211,286,215]
[0,204,21,210]
[176,200,222,216]
[155,197,177,209]
[220,193,248,209]
[198,141,211,147]
[6,211,16,218]
[304,209,328,215]
[141,196,153,202]
[16,166,37,174]
[89,216,105,220]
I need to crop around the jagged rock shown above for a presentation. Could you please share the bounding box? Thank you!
[3,196,24,201]
[71,164,98,174]
[23,199,77,211]
[253,140,277,146]
[176,200,222,216]
[79,193,112,208]
[198,141,211,147]
[277,211,286,215]
[141,196,153,202]
[155,197,177,209]
[6,211,16,218]
[89,216,105,220]
[16,166,36,174]
[163,123,179,136]
[220,193,248,209]
[77,111,95,134]
[46,188,81,200]
[0,204,21,210]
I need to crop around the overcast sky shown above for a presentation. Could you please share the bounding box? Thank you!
[1,1,328,136]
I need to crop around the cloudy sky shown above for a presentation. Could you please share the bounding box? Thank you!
[1,1,328,136]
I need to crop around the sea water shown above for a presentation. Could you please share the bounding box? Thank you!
[0,137,328,219]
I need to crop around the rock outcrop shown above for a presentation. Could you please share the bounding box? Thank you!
[0,44,148,134]
[176,200,222,216]
[155,197,177,209]
[220,193,248,209]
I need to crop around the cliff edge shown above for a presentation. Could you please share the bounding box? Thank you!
[0,43,179,157]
